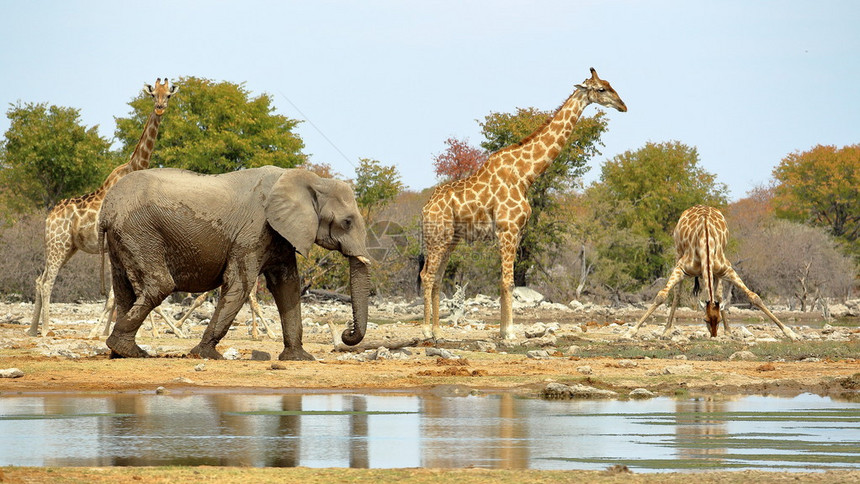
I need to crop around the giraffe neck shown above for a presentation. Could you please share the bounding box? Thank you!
[128,111,162,171]
[483,88,589,187]
[92,111,162,199]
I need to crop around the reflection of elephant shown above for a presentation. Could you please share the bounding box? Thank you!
[98,166,370,360]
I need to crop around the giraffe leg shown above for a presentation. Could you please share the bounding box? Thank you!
[169,291,210,335]
[626,265,686,338]
[663,279,682,336]
[248,285,278,339]
[497,229,519,341]
[89,287,116,339]
[721,268,798,340]
[29,249,73,337]
[420,228,455,340]
[152,305,188,338]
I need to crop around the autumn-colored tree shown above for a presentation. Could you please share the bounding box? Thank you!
[479,108,608,286]
[772,144,860,258]
[114,76,306,174]
[0,102,117,213]
[432,137,487,181]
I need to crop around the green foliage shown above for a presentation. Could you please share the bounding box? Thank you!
[353,158,404,225]
[772,144,860,260]
[479,108,608,286]
[113,76,306,174]
[584,141,728,290]
[0,102,116,212]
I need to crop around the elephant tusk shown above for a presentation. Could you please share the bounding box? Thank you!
[357,256,372,266]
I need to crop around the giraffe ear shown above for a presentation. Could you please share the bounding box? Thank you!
[169,85,179,95]
[143,84,155,96]
[264,170,320,257]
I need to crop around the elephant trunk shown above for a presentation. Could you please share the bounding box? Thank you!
[341,256,370,346]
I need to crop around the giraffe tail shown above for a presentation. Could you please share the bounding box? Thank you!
[416,253,425,293]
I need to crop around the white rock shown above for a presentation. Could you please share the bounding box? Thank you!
[513,287,545,305]
[0,368,24,378]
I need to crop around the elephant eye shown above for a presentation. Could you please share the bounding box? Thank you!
[342,218,353,230]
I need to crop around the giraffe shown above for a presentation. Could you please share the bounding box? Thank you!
[419,68,627,340]
[28,78,178,337]
[625,205,798,340]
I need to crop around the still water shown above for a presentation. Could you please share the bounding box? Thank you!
[0,391,857,471]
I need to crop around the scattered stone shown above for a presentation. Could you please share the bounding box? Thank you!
[527,350,550,359]
[0,368,24,378]
[566,345,581,355]
[616,359,637,368]
[426,347,459,359]
[513,287,545,305]
[194,364,206,372]
[663,364,693,375]
[475,340,497,352]
[155,386,168,395]
[568,300,585,311]
[577,365,593,375]
[629,388,655,399]
[756,363,776,372]
[801,357,821,363]
[222,348,240,360]
[542,382,617,399]
[674,354,688,360]
[525,323,548,338]
[172,377,194,384]
[251,350,271,361]
[738,326,755,339]
[270,363,287,370]
[729,350,757,361]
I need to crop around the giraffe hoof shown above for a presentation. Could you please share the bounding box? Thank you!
[25,328,39,337]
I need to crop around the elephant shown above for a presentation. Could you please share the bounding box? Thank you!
[97,166,370,360]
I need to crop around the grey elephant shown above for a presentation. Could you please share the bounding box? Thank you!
[97,166,370,360]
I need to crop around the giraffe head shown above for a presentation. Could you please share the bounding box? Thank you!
[575,67,627,112]
[143,78,178,115]
[704,301,722,337]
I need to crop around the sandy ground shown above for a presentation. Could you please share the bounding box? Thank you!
[1,297,858,397]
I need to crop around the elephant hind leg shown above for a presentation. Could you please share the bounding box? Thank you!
[106,270,175,358]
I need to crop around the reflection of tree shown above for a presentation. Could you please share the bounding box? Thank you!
[675,398,730,462]
[349,396,369,468]
[420,394,528,468]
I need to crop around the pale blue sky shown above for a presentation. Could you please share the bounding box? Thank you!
[1,1,858,200]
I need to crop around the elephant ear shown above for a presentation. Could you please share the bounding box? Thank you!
[264,170,320,256]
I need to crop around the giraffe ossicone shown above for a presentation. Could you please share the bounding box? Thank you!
[419,68,627,341]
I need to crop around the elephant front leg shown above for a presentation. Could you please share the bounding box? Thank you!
[190,282,248,360]
[266,254,314,361]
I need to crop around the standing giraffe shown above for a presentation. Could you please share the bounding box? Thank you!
[625,205,798,340]
[28,78,178,337]
[420,68,627,340]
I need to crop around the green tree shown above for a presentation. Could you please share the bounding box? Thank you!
[772,144,860,259]
[114,76,306,174]
[0,102,116,212]
[586,141,728,287]
[353,158,404,226]
[479,108,608,286]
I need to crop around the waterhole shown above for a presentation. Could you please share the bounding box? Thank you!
[0,391,857,471]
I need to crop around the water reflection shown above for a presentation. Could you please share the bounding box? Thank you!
[0,392,857,471]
